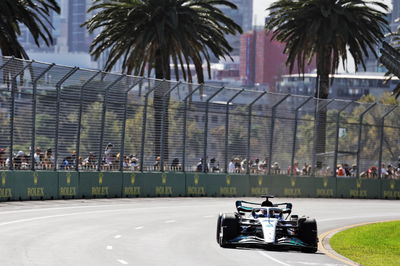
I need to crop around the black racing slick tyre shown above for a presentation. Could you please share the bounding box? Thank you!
[298,218,318,253]
[216,214,222,244]
[219,213,238,248]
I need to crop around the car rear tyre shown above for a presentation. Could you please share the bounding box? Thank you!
[298,218,318,253]
[219,213,238,248]
[216,214,222,244]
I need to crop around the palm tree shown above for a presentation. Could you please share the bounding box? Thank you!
[0,0,60,58]
[265,0,388,159]
[84,0,242,165]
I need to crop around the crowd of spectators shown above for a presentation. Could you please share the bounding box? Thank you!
[1,145,400,180]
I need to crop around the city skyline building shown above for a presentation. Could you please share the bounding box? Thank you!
[240,29,315,90]
[219,0,253,57]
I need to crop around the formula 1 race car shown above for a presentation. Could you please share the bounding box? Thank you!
[216,196,318,253]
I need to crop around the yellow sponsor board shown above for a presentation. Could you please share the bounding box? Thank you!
[91,186,109,196]
[0,188,12,198]
[284,188,301,197]
[220,187,237,196]
[59,187,77,196]
[155,186,173,195]
[187,186,205,195]
[349,190,367,197]
[383,191,400,198]
[124,186,141,196]
[316,189,334,197]
[27,187,45,197]
[250,187,269,196]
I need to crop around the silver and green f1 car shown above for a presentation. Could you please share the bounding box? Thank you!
[216,196,318,253]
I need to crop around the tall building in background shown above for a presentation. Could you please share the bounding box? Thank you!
[391,0,400,32]
[68,0,88,52]
[240,30,315,90]
[219,0,253,57]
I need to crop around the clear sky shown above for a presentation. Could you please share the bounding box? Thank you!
[253,0,393,26]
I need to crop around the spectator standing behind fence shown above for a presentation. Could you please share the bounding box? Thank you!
[336,164,345,177]
[104,143,114,169]
[271,162,280,174]
[228,159,235,173]
[209,158,220,173]
[0,148,6,169]
[287,161,300,175]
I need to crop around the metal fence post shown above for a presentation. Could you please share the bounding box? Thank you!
[160,82,182,172]
[290,96,313,176]
[9,60,33,170]
[378,106,398,178]
[75,71,102,171]
[53,67,79,171]
[31,63,55,170]
[268,94,290,175]
[311,99,334,176]
[139,81,164,172]
[97,75,125,171]
[224,89,244,173]
[333,101,353,177]
[203,87,225,172]
[182,85,203,172]
[119,77,144,171]
[246,91,266,174]
[356,102,377,178]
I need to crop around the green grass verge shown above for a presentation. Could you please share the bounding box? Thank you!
[330,221,400,266]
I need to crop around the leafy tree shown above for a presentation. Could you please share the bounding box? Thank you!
[83,0,242,162]
[265,0,389,156]
[0,0,60,58]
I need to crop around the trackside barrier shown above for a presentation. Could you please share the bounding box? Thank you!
[79,172,123,199]
[186,173,249,197]
[0,171,13,201]
[13,171,58,200]
[58,171,79,199]
[0,172,398,201]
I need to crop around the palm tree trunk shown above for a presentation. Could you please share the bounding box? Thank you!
[315,51,331,167]
[154,51,170,168]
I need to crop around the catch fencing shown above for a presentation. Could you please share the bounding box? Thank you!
[0,56,399,178]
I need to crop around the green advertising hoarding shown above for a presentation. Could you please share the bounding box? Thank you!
[78,172,123,198]
[13,171,58,200]
[381,179,400,199]
[186,173,249,197]
[336,178,380,199]
[0,171,13,201]
[58,171,79,199]
[0,171,397,201]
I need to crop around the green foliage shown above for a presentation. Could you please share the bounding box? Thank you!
[0,0,60,58]
[265,0,389,77]
[331,221,400,266]
[83,0,242,82]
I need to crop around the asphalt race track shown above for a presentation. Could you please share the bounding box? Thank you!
[0,198,399,266]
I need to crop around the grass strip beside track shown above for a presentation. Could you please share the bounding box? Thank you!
[330,221,400,266]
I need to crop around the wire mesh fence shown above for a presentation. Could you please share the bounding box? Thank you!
[0,56,399,179]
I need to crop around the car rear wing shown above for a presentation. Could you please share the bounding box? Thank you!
[235,200,259,213]
[274,203,293,215]
[236,200,292,216]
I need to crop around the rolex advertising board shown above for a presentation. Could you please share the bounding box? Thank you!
[159,172,186,197]
[381,179,400,199]
[13,171,58,200]
[248,175,270,197]
[122,172,149,197]
[0,171,13,201]
[314,177,336,198]
[78,172,123,198]
[336,178,380,199]
[58,171,79,199]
